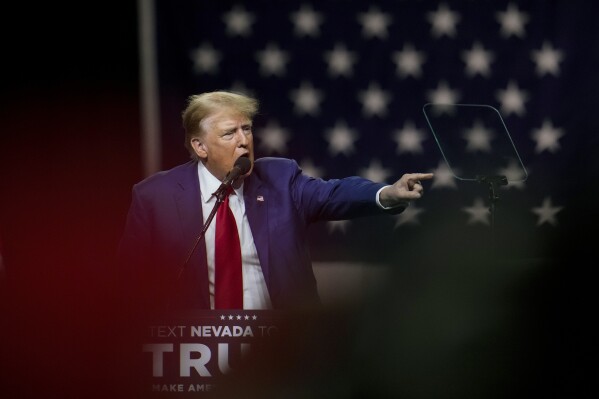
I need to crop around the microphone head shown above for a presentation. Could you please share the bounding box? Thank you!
[234,156,252,174]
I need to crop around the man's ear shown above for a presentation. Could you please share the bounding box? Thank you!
[191,138,208,160]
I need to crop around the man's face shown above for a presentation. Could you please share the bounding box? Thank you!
[192,109,254,182]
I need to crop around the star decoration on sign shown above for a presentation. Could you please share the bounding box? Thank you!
[393,43,426,78]
[394,206,425,228]
[222,5,255,37]
[358,159,392,183]
[326,120,358,156]
[532,197,563,226]
[462,42,495,77]
[328,220,350,234]
[325,43,357,77]
[496,80,529,116]
[531,41,564,76]
[189,42,221,74]
[255,43,289,76]
[358,7,392,39]
[299,158,325,179]
[427,81,461,113]
[498,159,527,189]
[463,197,490,225]
[463,119,494,152]
[431,160,458,189]
[290,81,323,116]
[531,119,564,154]
[358,83,391,117]
[258,121,290,154]
[427,3,461,38]
[291,4,323,37]
[496,3,529,38]
[393,121,426,154]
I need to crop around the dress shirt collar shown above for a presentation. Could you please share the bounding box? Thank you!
[197,161,244,203]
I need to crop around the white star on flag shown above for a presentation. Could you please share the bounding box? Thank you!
[255,44,289,76]
[496,80,529,116]
[223,5,254,37]
[496,3,529,38]
[358,7,392,39]
[291,4,323,37]
[189,42,221,74]
[326,120,358,156]
[228,81,254,97]
[258,121,290,154]
[393,43,426,78]
[394,121,427,154]
[532,197,563,226]
[299,158,325,179]
[463,119,494,152]
[427,81,461,114]
[290,81,323,116]
[325,43,357,77]
[531,41,564,76]
[462,42,494,77]
[394,206,425,228]
[532,119,564,154]
[463,197,490,225]
[431,160,458,189]
[498,159,527,190]
[358,159,392,183]
[427,3,461,38]
[359,83,391,117]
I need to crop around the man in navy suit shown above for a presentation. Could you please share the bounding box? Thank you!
[118,91,433,313]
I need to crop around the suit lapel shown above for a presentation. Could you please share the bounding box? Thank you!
[173,162,210,307]
[244,175,272,289]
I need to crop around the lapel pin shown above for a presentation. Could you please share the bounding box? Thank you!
[257,195,264,202]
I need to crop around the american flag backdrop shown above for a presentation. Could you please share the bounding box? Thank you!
[144,0,599,265]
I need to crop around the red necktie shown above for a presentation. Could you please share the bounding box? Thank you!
[214,189,243,309]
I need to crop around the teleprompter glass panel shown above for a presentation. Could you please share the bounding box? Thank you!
[422,103,527,182]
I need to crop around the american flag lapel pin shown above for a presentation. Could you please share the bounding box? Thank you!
[257,195,264,202]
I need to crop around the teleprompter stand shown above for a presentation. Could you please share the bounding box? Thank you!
[476,174,508,232]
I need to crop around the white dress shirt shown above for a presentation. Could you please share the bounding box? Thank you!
[197,162,272,310]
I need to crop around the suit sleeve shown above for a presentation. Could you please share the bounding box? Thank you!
[286,160,405,223]
[116,184,162,317]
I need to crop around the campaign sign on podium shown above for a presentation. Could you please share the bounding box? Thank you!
[139,310,287,396]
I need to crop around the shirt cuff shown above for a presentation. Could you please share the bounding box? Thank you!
[376,185,410,210]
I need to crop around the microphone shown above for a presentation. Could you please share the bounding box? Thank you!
[180,157,252,280]
[213,157,252,198]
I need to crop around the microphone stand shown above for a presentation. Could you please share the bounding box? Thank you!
[177,180,233,280]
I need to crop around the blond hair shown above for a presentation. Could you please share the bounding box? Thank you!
[181,91,259,159]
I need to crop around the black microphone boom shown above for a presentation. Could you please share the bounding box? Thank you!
[213,157,252,199]
[179,156,252,280]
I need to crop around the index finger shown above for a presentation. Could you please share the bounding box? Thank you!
[407,173,434,181]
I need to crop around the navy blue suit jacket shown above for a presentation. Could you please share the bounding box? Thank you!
[118,157,402,311]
